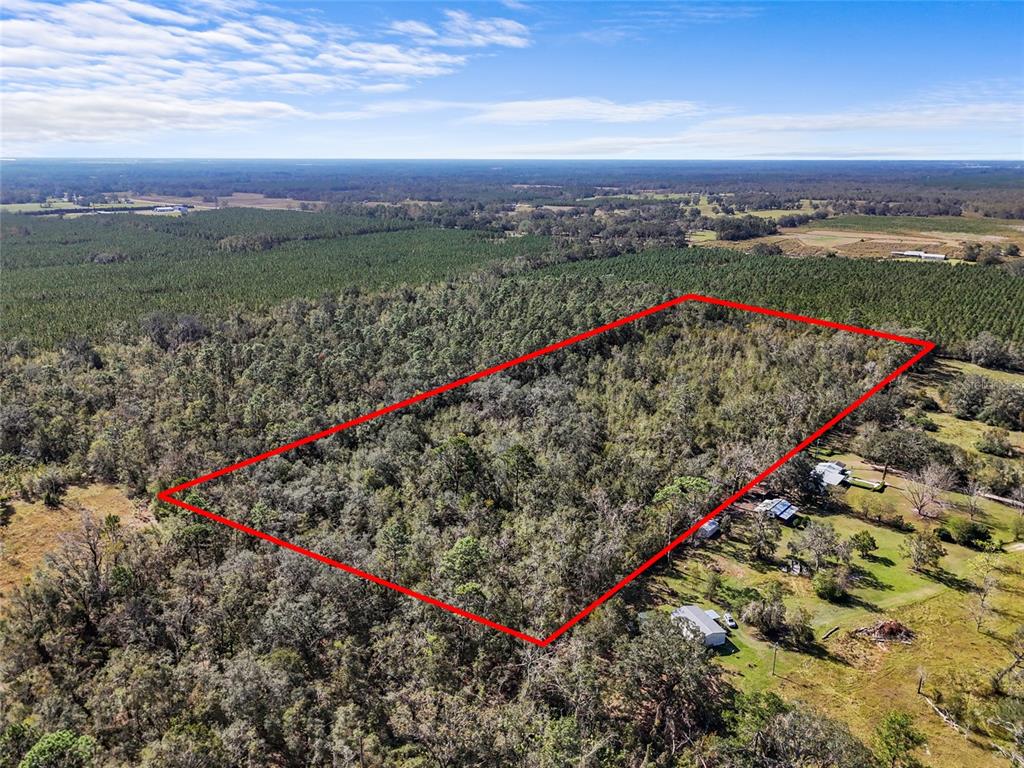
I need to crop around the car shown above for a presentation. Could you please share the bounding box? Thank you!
[723,613,737,629]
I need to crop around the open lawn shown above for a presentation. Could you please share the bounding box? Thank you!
[940,359,1024,387]
[0,199,154,214]
[688,229,717,243]
[133,192,325,211]
[742,199,817,219]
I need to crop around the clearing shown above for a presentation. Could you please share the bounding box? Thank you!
[0,484,154,605]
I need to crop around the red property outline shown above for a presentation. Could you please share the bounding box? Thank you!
[158,294,935,647]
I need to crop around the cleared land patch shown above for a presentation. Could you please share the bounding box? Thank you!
[0,484,153,605]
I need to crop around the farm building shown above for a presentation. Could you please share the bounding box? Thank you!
[890,250,946,260]
[812,461,850,487]
[756,497,798,524]
[696,519,720,539]
[671,604,727,646]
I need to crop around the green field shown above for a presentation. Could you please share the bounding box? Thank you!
[647,460,1022,767]
[807,214,1020,236]
[0,198,154,213]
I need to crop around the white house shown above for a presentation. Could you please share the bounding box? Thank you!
[813,461,849,487]
[671,604,727,646]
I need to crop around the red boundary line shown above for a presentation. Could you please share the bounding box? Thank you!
[159,294,935,647]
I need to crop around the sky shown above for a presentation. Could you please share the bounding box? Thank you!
[1,0,1022,159]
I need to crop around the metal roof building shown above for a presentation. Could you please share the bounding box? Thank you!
[697,519,720,539]
[756,498,798,523]
[671,604,727,646]
[813,461,850,487]
[890,250,946,260]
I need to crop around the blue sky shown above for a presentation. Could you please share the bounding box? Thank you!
[2,1,1022,158]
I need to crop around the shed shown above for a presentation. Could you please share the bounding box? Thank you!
[697,519,720,539]
[671,604,727,646]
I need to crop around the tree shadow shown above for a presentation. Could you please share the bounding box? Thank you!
[850,564,894,592]
[841,593,882,612]
[991,603,1024,622]
[719,583,762,611]
[921,567,977,593]
[794,639,853,667]
[909,359,957,389]
[864,553,895,567]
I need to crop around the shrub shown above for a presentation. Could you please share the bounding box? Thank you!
[976,428,1014,458]
[943,517,991,548]
[812,569,846,602]
[18,730,95,768]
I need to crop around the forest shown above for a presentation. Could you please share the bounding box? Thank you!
[2,279,931,766]
[4,159,1023,218]
[2,165,1023,767]
[4,207,1024,357]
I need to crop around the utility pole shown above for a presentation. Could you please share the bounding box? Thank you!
[771,644,779,676]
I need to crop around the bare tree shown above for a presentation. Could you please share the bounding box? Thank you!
[968,596,991,632]
[963,478,988,521]
[903,463,954,519]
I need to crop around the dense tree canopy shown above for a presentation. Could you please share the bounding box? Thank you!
[0,281,910,766]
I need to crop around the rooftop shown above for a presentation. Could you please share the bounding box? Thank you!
[671,604,726,638]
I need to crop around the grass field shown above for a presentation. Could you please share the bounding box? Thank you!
[646,472,1022,767]
[941,359,1024,387]
[0,198,154,214]
[807,215,1021,237]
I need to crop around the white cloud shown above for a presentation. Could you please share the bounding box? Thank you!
[3,88,303,144]
[0,0,530,148]
[313,97,709,125]
[389,9,530,48]
[388,20,437,39]
[358,82,412,94]
[465,97,707,124]
[488,94,1024,158]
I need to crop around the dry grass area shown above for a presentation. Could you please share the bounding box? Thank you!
[714,221,1024,261]
[0,484,154,605]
